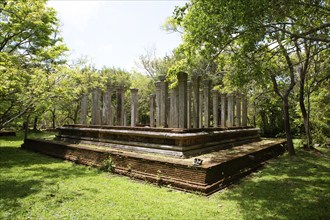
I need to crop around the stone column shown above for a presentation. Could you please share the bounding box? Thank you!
[102,86,112,125]
[170,88,179,128]
[242,95,248,127]
[221,94,226,127]
[80,93,88,124]
[166,96,171,127]
[191,75,200,128]
[154,81,161,127]
[130,88,138,127]
[212,90,219,127]
[111,105,115,126]
[187,81,192,128]
[227,93,234,127]
[91,88,101,125]
[159,75,168,128]
[177,72,188,128]
[168,91,173,128]
[123,111,127,126]
[236,94,242,127]
[203,80,211,128]
[149,94,155,127]
[232,94,236,126]
[199,89,203,128]
[116,85,124,126]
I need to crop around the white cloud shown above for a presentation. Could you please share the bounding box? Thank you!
[48,1,103,31]
[46,1,185,69]
[99,43,113,53]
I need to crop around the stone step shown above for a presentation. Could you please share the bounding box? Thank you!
[56,125,261,158]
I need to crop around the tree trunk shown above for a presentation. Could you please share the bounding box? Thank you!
[253,100,257,127]
[51,109,56,129]
[73,104,79,124]
[299,69,312,148]
[283,97,295,156]
[270,67,296,156]
[33,116,38,130]
[24,115,30,140]
[299,89,312,148]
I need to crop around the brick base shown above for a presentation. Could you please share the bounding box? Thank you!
[22,138,285,195]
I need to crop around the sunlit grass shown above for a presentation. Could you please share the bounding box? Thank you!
[1,132,329,219]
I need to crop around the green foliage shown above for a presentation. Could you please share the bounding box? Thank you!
[136,46,176,80]
[0,0,68,129]
[130,71,154,124]
[100,67,131,89]
[1,133,330,219]
[309,81,330,144]
[100,155,116,173]
[169,0,330,145]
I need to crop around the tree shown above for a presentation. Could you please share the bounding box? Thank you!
[130,70,154,124]
[135,45,175,80]
[0,0,68,130]
[42,58,101,128]
[298,47,330,145]
[170,0,330,156]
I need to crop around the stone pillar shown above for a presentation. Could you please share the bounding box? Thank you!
[187,81,192,128]
[166,96,171,127]
[203,80,211,128]
[91,88,101,125]
[116,85,124,126]
[191,75,200,128]
[168,91,173,128]
[149,94,155,127]
[177,72,188,128]
[154,81,161,127]
[111,105,115,125]
[102,90,107,125]
[242,95,248,127]
[80,93,88,124]
[130,88,138,127]
[236,94,242,127]
[199,89,203,128]
[221,94,226,127]
[159,75,168,127]
[232,94,236,126]
[123,111,127,126]
[227,93,234,127]
[212,90,219,127]
[102,86,113,125]
[170,88,179,128]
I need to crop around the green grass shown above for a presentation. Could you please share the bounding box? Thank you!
[1,132,330,219]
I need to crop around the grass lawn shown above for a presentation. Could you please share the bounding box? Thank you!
[1,132,329,219]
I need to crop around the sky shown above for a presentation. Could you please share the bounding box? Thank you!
[47,0,187,71]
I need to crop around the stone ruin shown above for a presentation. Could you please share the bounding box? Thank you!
[81,72,248,129]
[58,72,258,157]
[22,72,286,195]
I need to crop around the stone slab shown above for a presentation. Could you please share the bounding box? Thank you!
[55,125,261,158]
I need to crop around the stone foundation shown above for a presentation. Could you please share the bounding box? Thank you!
[21,138,285,195]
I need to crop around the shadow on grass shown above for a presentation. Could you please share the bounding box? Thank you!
[0,147,62,169]
[0,131,56,169]
[0,179,40,211]
[218,151,330,220]
[1,137,100,218]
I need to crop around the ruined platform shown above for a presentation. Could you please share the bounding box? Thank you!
[21,137,285,195]
[55,124,261,158]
